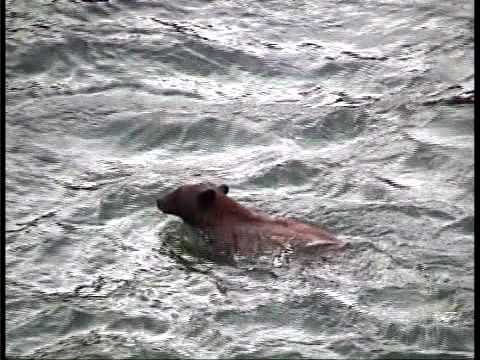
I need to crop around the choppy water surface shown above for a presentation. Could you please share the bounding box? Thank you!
[6,0,474,358]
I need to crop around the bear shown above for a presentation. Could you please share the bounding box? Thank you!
[156,182,342,260]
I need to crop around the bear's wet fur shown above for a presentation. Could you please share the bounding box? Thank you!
[156,182,342,259]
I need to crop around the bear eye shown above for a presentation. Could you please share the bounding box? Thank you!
[198,189,217,209]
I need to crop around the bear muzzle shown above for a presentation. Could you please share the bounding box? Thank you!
[156,198,167,212]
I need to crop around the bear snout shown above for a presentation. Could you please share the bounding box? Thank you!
[156,198,166,211]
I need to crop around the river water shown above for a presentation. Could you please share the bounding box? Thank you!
[5,0,474,358]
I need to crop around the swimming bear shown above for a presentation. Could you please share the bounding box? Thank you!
[156,182,341,258]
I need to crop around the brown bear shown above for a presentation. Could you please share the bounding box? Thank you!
[156,182,342,259]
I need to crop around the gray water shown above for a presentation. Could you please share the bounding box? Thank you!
[5,0,474,359]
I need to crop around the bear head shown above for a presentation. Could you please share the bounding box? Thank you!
[156,182,229,226]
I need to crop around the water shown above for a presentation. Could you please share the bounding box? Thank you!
[5,0,474,358]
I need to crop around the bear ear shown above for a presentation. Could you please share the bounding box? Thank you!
[198,189,216,209]
[218,184,229,195]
